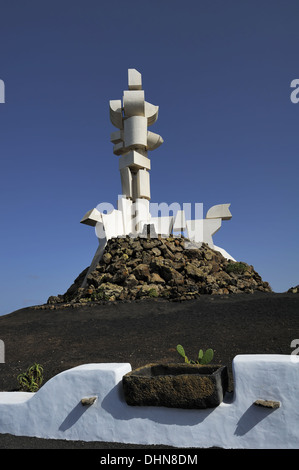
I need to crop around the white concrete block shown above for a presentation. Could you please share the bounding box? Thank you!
[101,210,125,240]
[186,218,221,248]
[120,167,133,199]
[123,90,145,117]
[186,219,204,244]
[147,131,164,150]
[123,116,147,149]
[206,204,232,220]
[109,100,123,129]
[173,210,187,232]
[110,130,123,144]
[131,172,138,201]
[136,169,150,200]
[145,101,159,126]
[132,198,151,232]
[117,196,133,234]
[80,208,103,227]
[113,141,125,156]
[203,218,222,247]
[150,216,174,237]
[119,150,151,171]
[128,69,142,90]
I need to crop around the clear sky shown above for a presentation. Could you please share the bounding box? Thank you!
[0,0,298,316]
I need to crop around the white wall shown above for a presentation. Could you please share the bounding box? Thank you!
[0,356,298,448]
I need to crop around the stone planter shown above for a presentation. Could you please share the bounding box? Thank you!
[122,363,228,409]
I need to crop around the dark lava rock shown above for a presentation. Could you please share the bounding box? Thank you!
[122,363,229,409]
[47,236,272,306]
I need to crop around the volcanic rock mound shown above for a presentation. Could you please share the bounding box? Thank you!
[48,236,271,305]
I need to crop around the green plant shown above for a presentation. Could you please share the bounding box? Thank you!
[148,288,158,298]
[176,344,214,365]
[225,262,247,275]
[17,363,44,392]
[94,288,110,301]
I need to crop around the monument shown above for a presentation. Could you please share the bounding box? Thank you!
[80,69,234,282]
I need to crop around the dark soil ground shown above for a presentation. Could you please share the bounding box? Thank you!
[0,292,298,451]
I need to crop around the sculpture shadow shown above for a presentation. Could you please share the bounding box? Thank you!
[59,401,90,432]
[234,404,277,436]
[102,383,216,426]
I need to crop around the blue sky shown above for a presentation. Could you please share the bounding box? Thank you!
[0,0,298,316]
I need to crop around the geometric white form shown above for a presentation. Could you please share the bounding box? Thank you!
[186,218,224,248]
[186,217,227,249]
[101,210,125,240]
[173,210,187,232]
[112,141,125,156]
[183,202,233,252]
[81,68,235,269]
[123,90,145,117]
[118,150,152,200]
[136,168,150,200]
[120,167,133,199]
[110,130,123,144]
[185,219,204,244]
[109,69,163,205]
[80,208,103,227]
[150,216,174,237]
[119,151,151,171]
[109,99,123,129]
[123,116,148,149]
[147,131,164,150]
[117,196,133,235]
[128,68,142,90]
[206,203,232,220]
[144,101,159,126]
[202,218,222,247]
[93,210,125,243]
[132,198,151,233]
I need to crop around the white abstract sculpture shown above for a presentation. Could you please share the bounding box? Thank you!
[80,69,234,283]
[110,68,163,202]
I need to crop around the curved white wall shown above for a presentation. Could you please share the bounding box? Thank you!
[0,356,298,448]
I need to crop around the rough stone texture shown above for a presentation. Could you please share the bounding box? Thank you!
[81,396,97,406]
[253,399,280,409]
[48,236,272,305]
[288,285,299,294]
[122,363,228,409]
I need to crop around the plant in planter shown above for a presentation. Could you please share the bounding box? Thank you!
[122,345,228,409]
[176,344,214,365]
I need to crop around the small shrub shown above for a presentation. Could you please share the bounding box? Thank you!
[226,262,247,275]
[148,288,158,298]
[17,363,44,392]
[95,289,110,301]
